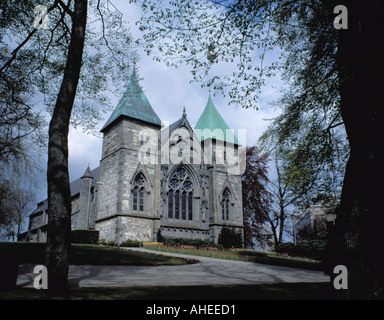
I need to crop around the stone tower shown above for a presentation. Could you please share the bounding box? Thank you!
[95,70,162,243]
[194,95,244,244]
[78,165,94,230]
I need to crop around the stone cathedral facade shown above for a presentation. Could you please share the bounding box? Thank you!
[21,71,244,245]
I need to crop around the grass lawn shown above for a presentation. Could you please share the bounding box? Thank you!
[0,242,335,300]
[143,244,323,271]
[0,242,196,266]
[0,282,336,300]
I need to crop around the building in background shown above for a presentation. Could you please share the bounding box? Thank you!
[294,206,336,242]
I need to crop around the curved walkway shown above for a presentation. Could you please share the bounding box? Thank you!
[16,248,329,288]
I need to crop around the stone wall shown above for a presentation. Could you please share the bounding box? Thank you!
[95,116,161,243]
[160,225,210,241]
[117,216,154,242]
[95,217,118,242]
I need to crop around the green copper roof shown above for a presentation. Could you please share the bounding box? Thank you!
[194,95,239,145]
[101,70,162,132]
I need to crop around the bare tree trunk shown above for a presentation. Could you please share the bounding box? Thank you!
[325,0,384,299]
[45,0,87,296]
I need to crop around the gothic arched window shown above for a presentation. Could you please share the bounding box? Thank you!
[168,190,173,218]
[174,190,180,219]
[187,192,193,220]
[133,174,146,212]
[221,188,230,220]
[168,167,194,220]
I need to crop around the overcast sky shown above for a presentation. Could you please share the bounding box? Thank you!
[34,1,284,203]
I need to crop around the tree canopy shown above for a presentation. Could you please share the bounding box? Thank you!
[138,0,287,108]
[1,0,137,294]
[241,145,272,248]
[137,0,384,298]
[1,0,136,133]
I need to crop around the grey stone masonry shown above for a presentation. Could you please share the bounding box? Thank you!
[78,166,94,230]
[95,116,161,242]
[20,76,245,247]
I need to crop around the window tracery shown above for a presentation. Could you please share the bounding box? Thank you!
[168,167,194,220]
[133,174,146,212]
[221,188,230,220]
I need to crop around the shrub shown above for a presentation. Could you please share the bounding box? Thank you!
[160,236,214,248]
[275,242,296,255]
[107,240,118,247]
[275,240,328,260]
[218,227,243,249]
[119,239,142,247]
[157,229,163,242]
[70,230,99,244]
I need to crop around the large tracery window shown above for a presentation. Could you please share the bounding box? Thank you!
[133,174,146,212]
[168,167,194,220]
[221,188,230,221]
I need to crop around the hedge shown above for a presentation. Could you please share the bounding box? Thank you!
[119,239,142,247]
[275,240,328,261]
[158,227,243,249]
[162,237,214,248]
[70,230,99,244]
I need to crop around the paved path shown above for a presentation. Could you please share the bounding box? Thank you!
[16,247,329,288]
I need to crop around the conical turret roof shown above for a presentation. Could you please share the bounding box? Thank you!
[194,95,239,145]
[101,70,162,132]
[81,165,94,179]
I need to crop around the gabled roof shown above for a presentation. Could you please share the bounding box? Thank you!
[30,167,100,217]
[101,70,162,132]
[69,167,100,197]
[160,107,194,145]
[194,95,239,145]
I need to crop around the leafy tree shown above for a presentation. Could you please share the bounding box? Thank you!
[0,89,47,174]
[0,0,136,295]
[139,0,281,108]
[0,2,49,195]
[138,0,384,298]
[328,1,384,299]
[260,114,346,245]
[260,106,347,210]
[241,145,272,248]
[0,180,35,241]
[265,151,295,245]
[259,0,348,212]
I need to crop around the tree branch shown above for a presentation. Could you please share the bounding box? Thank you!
[57,0,74,17]
[0,2,60,74]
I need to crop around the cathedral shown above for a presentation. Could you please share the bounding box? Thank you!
[20,71,245,245]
